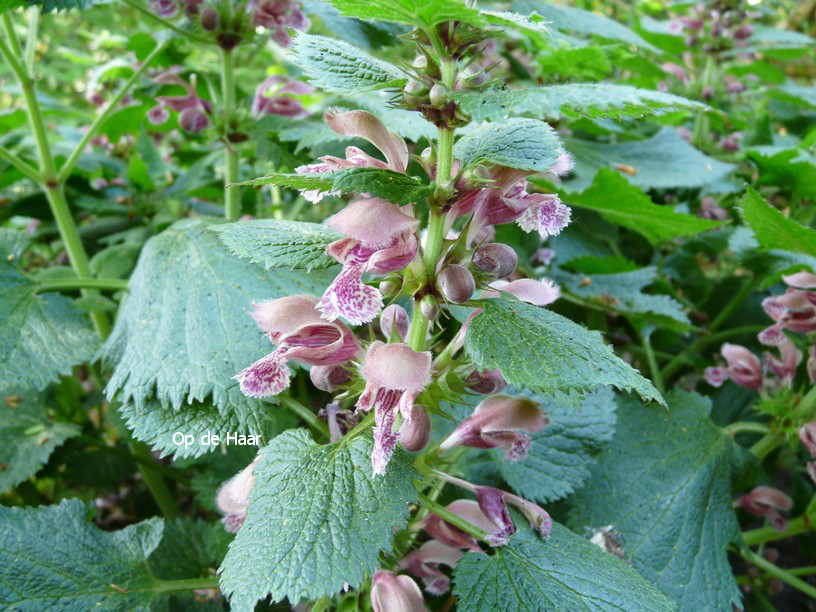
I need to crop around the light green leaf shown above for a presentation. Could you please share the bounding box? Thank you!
[327,0,483,27]
[219,429,418,607]
[212,219,341,272]
[465,298,665,406]
[738,186,816,257]
[0,388,80,492]
[452,519,674,611]
[454,83,707,122]
[746,147,816,200]
[514,0,660,53]
[567,168,722,244]
[496,387,617,504]
[331,167,434,205]
[569,391,744,610]
[454,118,563,172]
[564,128,736,190]
[103,218,335,416]
[293,33,406,94]
[480,10,549,36]
[0,248,99,391]
[0,498,166,609]
[232,172,335,189]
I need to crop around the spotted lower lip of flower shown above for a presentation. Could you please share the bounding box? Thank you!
[234,295,358,398]
[370,570,425,612]
[516,194,572,239]
[439,395,547,461]
[357,342,432,476]
[216,455,260,533]
[317,200,419,325]
[399,540,463,595]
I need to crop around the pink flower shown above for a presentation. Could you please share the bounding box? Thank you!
[704,366,728,388]
[474,486,553,546]
[149,0,177,17]
[252,0,310,47]
[483,278,561,306]
[661,62,688,83]
[783,271,816,289]
[800,421,816,456]
[318,199,419,324]
[357,342,432,475]
[149,71,211,133]
[735,486,793,531]
[465,368,507,394]
[764,338,802,386]
[296,110,408,203]
[234,295,359,397]
[439,395,547,461]
[251,76,313,117]
[760,290,816,345]
[399,540,462,595]
[216,455,260,532]
[422,500,502,551]
[808,344,816,383]
[721,343,763,390]
[380,304,409,341]
[370,570,425,612]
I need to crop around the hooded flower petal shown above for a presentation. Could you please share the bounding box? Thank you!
[422,500,498,551]
[216,455,260,532]
[783,271,816,289]
[764,338,802,386]
[399,540,463,595]
[484,278,561,306]
[370,570,425,612]
[721,343,763,390]
[440,395,547,461]
[735,486,792,531]
[324,110,409,172]
[465,368,507,394]
[327,199,419,249]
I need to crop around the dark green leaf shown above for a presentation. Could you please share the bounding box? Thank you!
[331,167,433,205]
[738,185,816,257]
[569,391,744,610]
[465,299,665,406]
[219,429,418,607]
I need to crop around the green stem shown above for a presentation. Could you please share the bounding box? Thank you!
[0,143,42,183]
[35,277,129,293]
[710,276,759,332]
[749,431,785,460]
[418,493,489,542]
[279,395,330,439]
[152,577,220,593]
[23,6,37,75]
[407,301,430,351]
[119,0,212,44]
[423,207,446,279]
[743,550,816,599]
[129,440,182,519]
[724,421,771,435]
[220,47,240,220]
[2,13,23,58]
[744,513,816,546]
[638,327,665,395]
[58,40,166,183]
[692,55,715,148]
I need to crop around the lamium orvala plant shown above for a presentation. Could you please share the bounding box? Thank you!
[2,0,816,610]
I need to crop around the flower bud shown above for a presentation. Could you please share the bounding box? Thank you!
[309,364,351,392]
[400,407,431,452]
[381,304,409,341]
[379,279,399,297]
[370,570,425,612]
[438,264,475,304]
[735,486,793,531]
[429,83,448,107]
[420,295,439,321]
[201,7,218,30]
[178,107,209,133]
[733,24,753,40]
[402,79,426,107]
[465,368,507,394]
[472,243,518,279]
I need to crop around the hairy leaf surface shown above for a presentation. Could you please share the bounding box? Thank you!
[465,299,665,406]
[294,33,406,93]
[453,519,674,611]
[569,391,744,610]
[219,429,418,607]
[739,186,816,257]
[454,118,563,172]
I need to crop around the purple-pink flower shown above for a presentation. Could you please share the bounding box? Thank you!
[147,71,212,133]
[370,570,425,612]
[319,199,419,325]
[234,295,359,397]
[735,486,793,531]
[251,76,313,117]
[216,455,260,532]
[760,289,816,345]
[439,395,547,461]
[357,342,432,475]
[251,0,310,47]
[399,540,462,595]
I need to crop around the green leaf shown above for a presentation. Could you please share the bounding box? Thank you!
[331,167,434,205]
[103,218,335,418]
[465,299,665,406]
[294,33,406,93]
[212,219,342,272]
[454,83,707,122]
[0,498,166,609]
[567,168,722,244]
[738,186,816,257]
[569,391,744,610]
[0,388,80,492]
[149,518,232,581]
[327,0,482,27]
[552,265,691,329]
[480,10,550,36]
[11,0,107,12]
[232,172,335,189]
[564,128,735,191]
[514,0,660,53]
[746,147,816,200]
[452,519,674,611]
[454,118,563,172]
[219,429,418,607]
[496,387,617,504]
[0,253,99,391]
[538,45,611,81]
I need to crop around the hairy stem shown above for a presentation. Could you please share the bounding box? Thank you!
[129,440,182,519]
[743,549,816,599]
[152,577,220,592]
[418,493,489,542]
[724,421,771,436]
[35,277,129,293]
[220,46,241,220]
[637,327,664,395]
[743,513,816,546]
